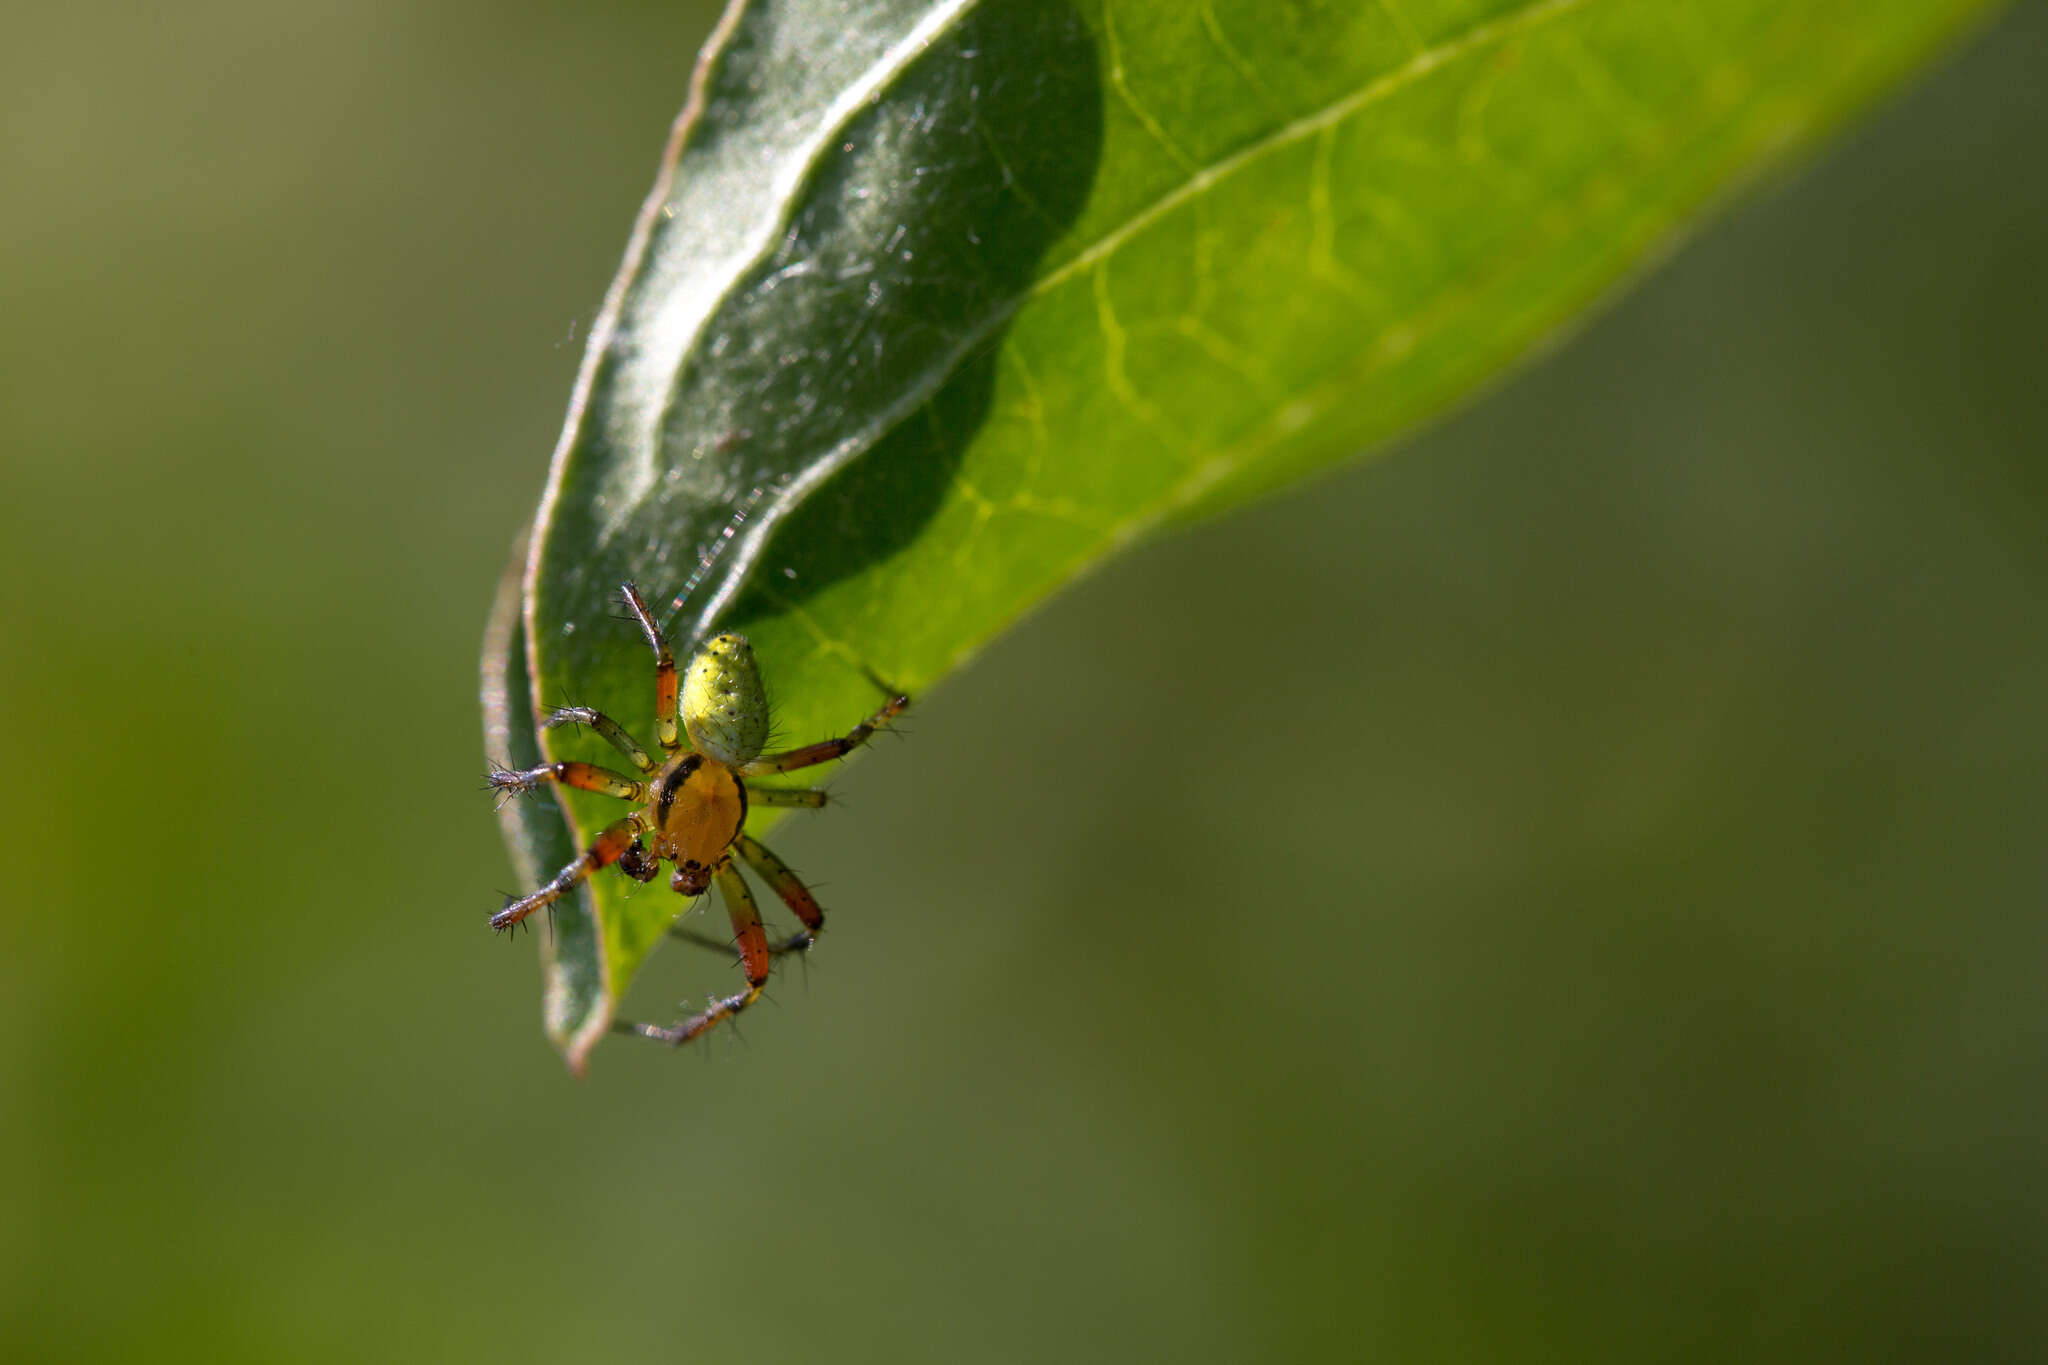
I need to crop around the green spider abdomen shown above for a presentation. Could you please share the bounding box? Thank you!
[681,632,769,766]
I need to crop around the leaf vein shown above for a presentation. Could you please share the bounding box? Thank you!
[1197,0,1286,116]
[1034,0,1592,301]
[1092,259,1184,447]
[1101,0,1201,172]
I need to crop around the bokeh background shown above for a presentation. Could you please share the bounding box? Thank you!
[5,2,2044,1360]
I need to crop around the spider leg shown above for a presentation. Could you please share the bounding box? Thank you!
[490,812,650,931]
[619,582,682,754]
[735,833,823,948]
[737,688,909,777]
[653,832,817,979]
[618,861,770,1045]
[666,923,809,959]
[541,707,658,775]
[744,785,829,809]
[488,760,647,803]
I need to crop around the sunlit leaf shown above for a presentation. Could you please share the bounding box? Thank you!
[484,0,1998,1070]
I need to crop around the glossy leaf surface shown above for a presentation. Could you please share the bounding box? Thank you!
[486,0,1997,1069]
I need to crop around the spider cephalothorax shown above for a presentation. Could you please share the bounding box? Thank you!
[487,583,907,1046]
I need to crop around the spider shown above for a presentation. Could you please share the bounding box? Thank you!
[487,582,907,1046]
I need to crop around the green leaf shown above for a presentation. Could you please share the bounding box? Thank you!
[485,0,1998,1070]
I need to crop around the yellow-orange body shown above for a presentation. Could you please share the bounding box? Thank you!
[651,752,747,896]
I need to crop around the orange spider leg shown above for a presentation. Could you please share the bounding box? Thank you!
[619,583,681,754]
[737,689,908,776]
[490,811,651,932]
[735,833,823,946]
[488,759,647,802]
[652,832,821,973]
[619,861,770,1044]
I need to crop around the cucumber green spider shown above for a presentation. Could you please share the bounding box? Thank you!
[488,583,907,1046]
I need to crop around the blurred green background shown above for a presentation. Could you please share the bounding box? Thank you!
[4,2,2044,1361]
